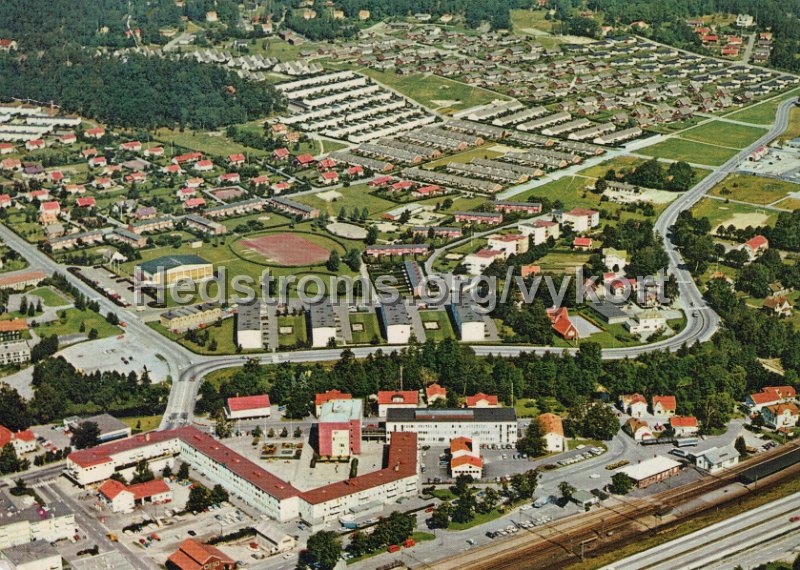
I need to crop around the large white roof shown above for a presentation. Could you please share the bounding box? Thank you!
[618,456,681,481]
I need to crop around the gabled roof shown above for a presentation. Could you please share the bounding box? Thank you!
[377,390,419,405]
[451,455,483,469]
[670,415,698,428]
[653,395,676,410]
[168,539,234,570]
[426,383,447,399]
[465,392,499,407]
[227,394,270,412]
[744,235,768,250]
[315,389,352,406]
[538,413,564,436]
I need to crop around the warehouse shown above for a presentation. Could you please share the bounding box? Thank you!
[617,456,682,488]
[377,301,412,344]
[136,255,212,287]
[385,408,518,447]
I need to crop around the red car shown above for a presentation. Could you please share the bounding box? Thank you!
[790,516,800,522]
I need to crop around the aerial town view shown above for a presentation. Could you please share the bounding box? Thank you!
[2,0,800,569]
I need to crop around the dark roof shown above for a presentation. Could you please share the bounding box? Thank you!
[378,301,411,327]
[307,301,336,329]
[138,255,209,276]
[2,540,60,564]
[386,407,516,422]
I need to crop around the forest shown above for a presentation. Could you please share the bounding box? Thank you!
[0,49,284,130]
[552,0,800,71]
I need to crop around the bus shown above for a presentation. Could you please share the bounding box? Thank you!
[674,437,699,447]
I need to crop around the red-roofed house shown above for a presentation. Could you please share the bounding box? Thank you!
[538,413,565,452]
[0,194,11,208]
[293,154,315,167]
[76,196,96,208]
[546,307,578,340]
[167,539,235,570]
[88,156,107,168]
[652,395,677,418]
[347,165,364,177]
[0,143,14,155]
[426,383,447,405]
[227,153,246,166]
[0,425,37,454]
[316,158,337,171]
[562,207,600,232]
[465,393,499,408]
[742,235,768,261]
[273,148,290,161]
[619,393,648,417]
[85,127,106,139]
[450,436,483,478]
[173,152,203,165]
[99,478,172,513]
[315,390,352,417]
[319,170,339,185]
[623,418,653,441]
[120,141,142,153]
[60,133,77,145]
[39,201,61,224]
[144,147,165,158]
[184,197,206,210]
[377,391,419,417]
[670,416,699,437]
[745,386,797,412]
[573,236,593,250]
[193,160,214,172]
[218,172,241,185]
[762,403,800,430]
[225,395,271,420]
[25,139,45,151]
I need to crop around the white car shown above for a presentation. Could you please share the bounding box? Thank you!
[520,505,532,511]
[590,473,600,479]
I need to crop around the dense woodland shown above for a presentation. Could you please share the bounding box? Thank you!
[0,50,284,130]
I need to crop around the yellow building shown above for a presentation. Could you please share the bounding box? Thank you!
[137,255,212,287]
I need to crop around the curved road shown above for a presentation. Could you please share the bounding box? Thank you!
[0,98,794,430]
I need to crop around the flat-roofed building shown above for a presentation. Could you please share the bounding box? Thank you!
[0,340,30,365]
[236,302,264,350]
[447,302,485,342]
[318,399,363,458]
[307,301,337,347]
[386,407,518,447]
[160,303,222,333]
[1,536,62,570]
[377,301,412,344]
[0,493,74,550]
[65,414,131,443]
[315,390,352,417]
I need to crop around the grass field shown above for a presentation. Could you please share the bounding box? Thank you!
[727,88,800,125]
[692,197,778,230]
[277,315,307,347]
[28,286,70,307]
[639,138,738,166]
[295,183,397,219]
[121,415,162,434]
[708,173,799,205]
[536,249,592,273]
[578,156,712,183]
[680,121,767,149]
[155,128,267,159]
[419,310,455,341]
[424,147,504,169]
[359,68,507,112]
[349,312,382,344]
[779,106,800,144]
[511,9,553,34]
[775,197,800,211]
[36,308,120,339]
[259,38,319,62]
[148,319,240,355]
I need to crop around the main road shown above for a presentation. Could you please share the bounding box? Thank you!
[0,98,794,430]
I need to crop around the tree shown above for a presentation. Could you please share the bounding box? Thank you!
[479,487,499,514]
[735,435,748,457]
[177,462,190,481]
[697,392,734,431]
[71,421,100,449]
[300,531,342,570]
[162,464,173,478]
[130,459,154,484]
[0,444,24,475]
[517,417,547,457]
[186,484,211,513]
[365,225,378,245]
[346,531,371,557]
[429,502,451,529]
[580,404,620,440]
[610,472,634,495]
[215,413,232,439]
[326,251,341,272]
[451,489,477,524]
[209,484,229,505]
[558,481,576,502]
[510,472,533,501]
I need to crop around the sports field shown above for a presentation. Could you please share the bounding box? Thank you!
[680,121,767,149]
[639,138,738,166]
[241,233,332,266]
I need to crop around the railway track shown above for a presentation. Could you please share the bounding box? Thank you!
[429,443,800,570]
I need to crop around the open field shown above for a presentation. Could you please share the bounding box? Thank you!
[277,315,307,347]
[775,197,800,210]
[681,121,767,149]
[511,9,553,34]
[36,308,120,339]
[779,106,800,144]
[419,310,455,341]
[155,128,267,158]
[349,312,382,344]
[149,319,239,354]
[579,156,712,183]
[424,147,504,169]
[239,232,335,266]
[708,173,800,205]
[295,183,397,219]
[536,249,592,273]
[692,197,778,230]
[727,88,800,125]
[639,138,739,166]
[121,415,163,434]
[28,286,70,307]
[359,68,508,111]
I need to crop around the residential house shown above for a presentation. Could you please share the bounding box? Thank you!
[652,395,677,418]
[538,413,566,453]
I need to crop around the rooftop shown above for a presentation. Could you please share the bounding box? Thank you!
[618,456,680,481]
[386,407,516,422]
[319,398,364,423]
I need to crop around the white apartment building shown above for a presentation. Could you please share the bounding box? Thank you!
[385,408,518,447]
[0,497,74,550]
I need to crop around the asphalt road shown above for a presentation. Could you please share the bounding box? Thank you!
[1,98,795,432]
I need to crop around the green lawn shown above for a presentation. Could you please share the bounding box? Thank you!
[511,9,554,34]
[537,249,592,273]
[424,147,504,169]
[419,310,455,341]
[148,319,240,355]
[727,88,800,125]
[779,106,800,144]
[295,184,398,219]
[0,257,28,274]
[121,415,162,434]
[639,138,738,166]
[155,128,268,159]
[691,197,778,231]
[349,312,382,344]
[35,308,120,339]
[359,68,507,112]
[776,197,800,211]
[277,315,307,347]
[680,121,767,149]
[514,398,540,418]
[28,286,70,307]
[708,173,799,206]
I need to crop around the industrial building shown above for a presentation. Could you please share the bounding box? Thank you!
[385,408,518,447]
